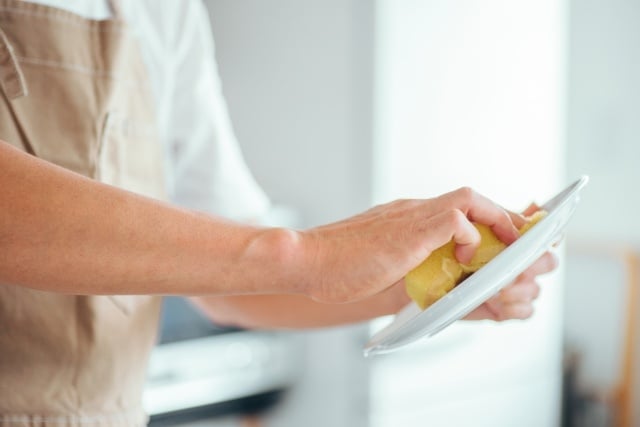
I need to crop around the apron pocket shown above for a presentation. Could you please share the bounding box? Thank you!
[97,111,165,199]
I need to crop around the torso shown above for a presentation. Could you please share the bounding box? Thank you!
[0,1,165,425]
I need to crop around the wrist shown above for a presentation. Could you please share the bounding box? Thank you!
[243,227,307,295]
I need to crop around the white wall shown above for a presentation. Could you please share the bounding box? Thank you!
[205,0,374,227]
[567,0,640,245]
[565,0,640,421]
[370,1,567,426]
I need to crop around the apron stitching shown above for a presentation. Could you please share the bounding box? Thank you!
[16,56,149,91]
[1,88,37,155]
[0,7,126,32]
[16,56,123,80]
[0,29,27,99]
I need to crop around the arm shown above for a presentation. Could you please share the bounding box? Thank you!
[0,141,302,296]
[1,140,524,305]
[190,282,408,330]
[190,251,558,329]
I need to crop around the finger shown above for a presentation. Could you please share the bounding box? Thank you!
[507,210,527,229]
[484,297,534,321]
[467,285,539,321]
[498,302,535,320]
[438,187,520,245]
[381,279,412,313]
[420,209,480,264]
[517,252,558,280]
[505,202,542,231]
[463,303,499,321]
[499,281,541,304]
[523,202,541,217]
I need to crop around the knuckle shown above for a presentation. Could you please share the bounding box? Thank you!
[455,186,475,204]
[499,287,515,301]
[532,283,541,299]
[389,198,420,214]
[515,304,534,319]
[392,198,410,206]
[446,208,466,227]
[401,198,421,210]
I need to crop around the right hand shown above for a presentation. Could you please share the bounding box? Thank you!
[300,187,521,304]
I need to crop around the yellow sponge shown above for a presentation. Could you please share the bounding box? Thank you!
[405,210,547,310]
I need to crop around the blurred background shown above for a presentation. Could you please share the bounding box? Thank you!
[144,0,640,426]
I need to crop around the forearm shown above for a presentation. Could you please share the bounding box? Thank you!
[190,283,410,329]
[0,142,303,296]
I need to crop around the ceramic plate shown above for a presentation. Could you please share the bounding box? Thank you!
[364,176,589,357]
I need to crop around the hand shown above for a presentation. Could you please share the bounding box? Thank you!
[465,203,558,321]
[301,187,521,304]
[192,198,557,329]
[354,248,558,323]
[464,251,558,321]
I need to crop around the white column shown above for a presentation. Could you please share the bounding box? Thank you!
[370,1,567,426]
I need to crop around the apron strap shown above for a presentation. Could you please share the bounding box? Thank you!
[0,26,28,100]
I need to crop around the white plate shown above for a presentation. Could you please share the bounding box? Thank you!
[364,176,589,357]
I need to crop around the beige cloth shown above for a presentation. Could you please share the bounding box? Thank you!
[0,1,166,425]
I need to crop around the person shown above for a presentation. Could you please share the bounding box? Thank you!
[0,0,558,426]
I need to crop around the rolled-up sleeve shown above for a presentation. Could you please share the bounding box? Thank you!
[162,1,270,221]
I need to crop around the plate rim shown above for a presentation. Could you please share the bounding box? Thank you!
[363,175,589,357]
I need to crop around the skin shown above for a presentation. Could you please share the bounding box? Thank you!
[190,253,557,329]
[191,206,558,328]
[0,141,557,328]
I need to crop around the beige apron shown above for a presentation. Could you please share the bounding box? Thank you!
[0,1,166,425]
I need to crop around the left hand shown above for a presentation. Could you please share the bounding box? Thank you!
[463,250,558,321]
[190,247,558,330]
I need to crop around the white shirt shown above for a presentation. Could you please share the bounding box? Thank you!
[24,0,270,220]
